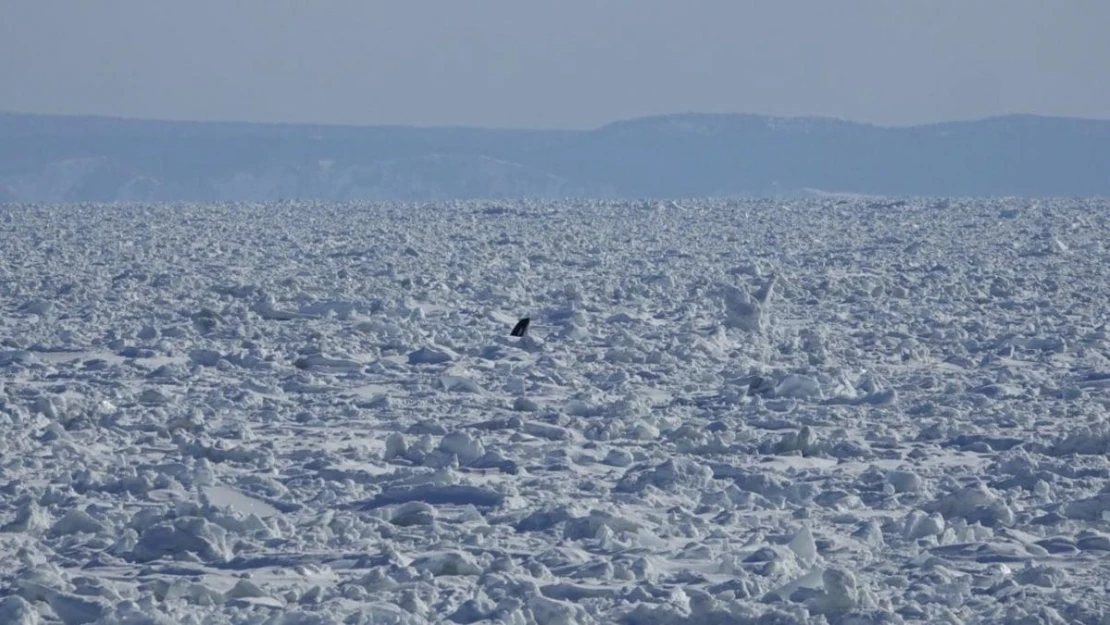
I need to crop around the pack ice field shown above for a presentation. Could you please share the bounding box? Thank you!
[1,198,1109,625]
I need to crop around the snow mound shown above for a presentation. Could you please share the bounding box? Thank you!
[615,458,717,494]
[130,516,234,563]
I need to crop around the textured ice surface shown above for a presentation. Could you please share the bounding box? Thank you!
[1,198,1109,624]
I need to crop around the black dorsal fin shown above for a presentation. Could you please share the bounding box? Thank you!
[510,317,530,337]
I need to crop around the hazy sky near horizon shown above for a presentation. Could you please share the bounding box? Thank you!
[2,0,1108,129]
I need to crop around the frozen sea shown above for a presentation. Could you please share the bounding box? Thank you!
[1,198,1109,624]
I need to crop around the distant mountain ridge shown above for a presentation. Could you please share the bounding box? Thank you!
[2,111,1108,201]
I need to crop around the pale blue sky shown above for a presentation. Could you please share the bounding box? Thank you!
[2,0,1108,129]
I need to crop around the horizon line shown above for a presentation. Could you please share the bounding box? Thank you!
[4,109,1109,133]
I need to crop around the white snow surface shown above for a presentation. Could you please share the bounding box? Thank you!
[2,197,1110,624]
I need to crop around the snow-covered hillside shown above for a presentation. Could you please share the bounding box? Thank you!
[1,198,1109,624]
[0,155,601,203]
[3,111,1110,201]
[209,155,605,202]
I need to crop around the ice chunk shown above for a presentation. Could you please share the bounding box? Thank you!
[202,485,280,518]
[1064,493,1110,521]
[439,375,483,394]
[513,396,539,412]
[132,516,233,563]
[807,567,864,614]
[615,458,716,494]
[788,526,819,564]
[529,595,585,625]
[904,510,946,540]
[774,374,822,399]
[438,431,485,465]
[384,432,408,460]
[924,482,1014,527]
[722,286,764,332]
[411,551,482,576]
[888,470,922,493]
[1,501,53,534]
[408,347,454,365]
[0,596,38,625]
[189,349,223,367]
[49,509,106,536]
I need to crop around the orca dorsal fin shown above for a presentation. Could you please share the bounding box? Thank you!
[510,317,530,337]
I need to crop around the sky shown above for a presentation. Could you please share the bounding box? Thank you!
[2,0,1108,130]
